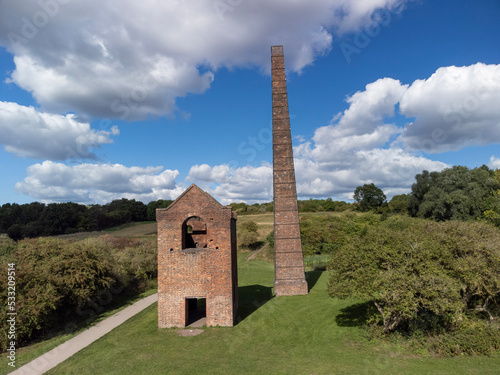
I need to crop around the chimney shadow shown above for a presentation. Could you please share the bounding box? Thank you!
[235,284,273,325]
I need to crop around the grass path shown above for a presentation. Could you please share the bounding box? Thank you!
[44,260,500,375]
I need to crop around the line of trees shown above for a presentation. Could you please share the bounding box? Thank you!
[230,198,353,215]
[353,166,500,227]
[0,199,172,240]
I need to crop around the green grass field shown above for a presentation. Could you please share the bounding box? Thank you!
[43,260,500,375]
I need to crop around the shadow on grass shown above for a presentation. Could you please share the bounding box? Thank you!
[305,270,323,291]
[248,241,265,250]
[335,301,378,327]
[235,284,273,324]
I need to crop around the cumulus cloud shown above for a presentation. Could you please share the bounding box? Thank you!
[296,78,407,163]
[15,161,182,203]
[0,101,118,159]
[188,164,230,183]
[398,63,500,153]
[294,148,448,200]
[188,163,273,204]
[489,156,500,170]
[287,74,451,199]
[0,0,407,119]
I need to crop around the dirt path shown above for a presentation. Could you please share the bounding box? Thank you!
[246,243,268,262]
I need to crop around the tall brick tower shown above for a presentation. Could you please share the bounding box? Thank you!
[272,45,308,296]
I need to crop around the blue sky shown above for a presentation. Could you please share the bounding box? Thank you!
[0,0,499,205]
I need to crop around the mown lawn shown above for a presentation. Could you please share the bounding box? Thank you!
[46,260,500,375]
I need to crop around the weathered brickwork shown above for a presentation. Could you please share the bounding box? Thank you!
[157,184,238,328]
[272,45,308,296]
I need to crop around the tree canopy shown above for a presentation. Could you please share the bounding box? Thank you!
[353,183,387,212]
[408,165,500,223]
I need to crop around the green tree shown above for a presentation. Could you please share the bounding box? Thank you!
[389,194,409,214]
[409,166,500,221]
[353,183,387,212]
[146,199,172,221]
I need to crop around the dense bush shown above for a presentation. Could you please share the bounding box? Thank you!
[0,236,157,350]
[238,220,260,249]
[299,212,380,256]
[328,216,500,355]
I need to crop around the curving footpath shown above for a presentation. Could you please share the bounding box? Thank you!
[10,293,158,375]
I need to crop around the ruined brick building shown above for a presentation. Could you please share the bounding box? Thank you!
[157,184,238,328]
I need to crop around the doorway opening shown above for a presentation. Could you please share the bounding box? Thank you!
[185,297,206,327]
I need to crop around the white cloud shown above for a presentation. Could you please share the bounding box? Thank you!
[296,78,407,163]
[0,0,408,119]
[15,161,182,203]
[188,164,230,183]
[398,63,500,153]
[489,156,500,170]
[188,163,273,204]
[294,148,448,199]
[0,101,118,159]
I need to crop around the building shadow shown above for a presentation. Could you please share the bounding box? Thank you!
[335,301,378,327]
[235,284,273,324]
[305,270,323,291]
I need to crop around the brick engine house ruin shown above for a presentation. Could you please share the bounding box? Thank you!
[157,184,238,328]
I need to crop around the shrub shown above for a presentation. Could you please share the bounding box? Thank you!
[328,217,500,336]
[238,220,260,249]
[0,235,157,350]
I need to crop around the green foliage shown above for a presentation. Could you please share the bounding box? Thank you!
[238,220,260,249]
[0,236,157,350]
[298,198,353,212]
[388,194,409,214]
[0,234,15,256]
[231,199,352,215]
[328,216,500,342]
[299,212,379,256]
[409,165,500,222]
[146,199,172,221]
[427,321,500,356]
[353,183,387,212]
[266,230,274,248]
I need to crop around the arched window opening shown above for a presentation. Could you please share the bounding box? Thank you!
[182,216,208,249]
